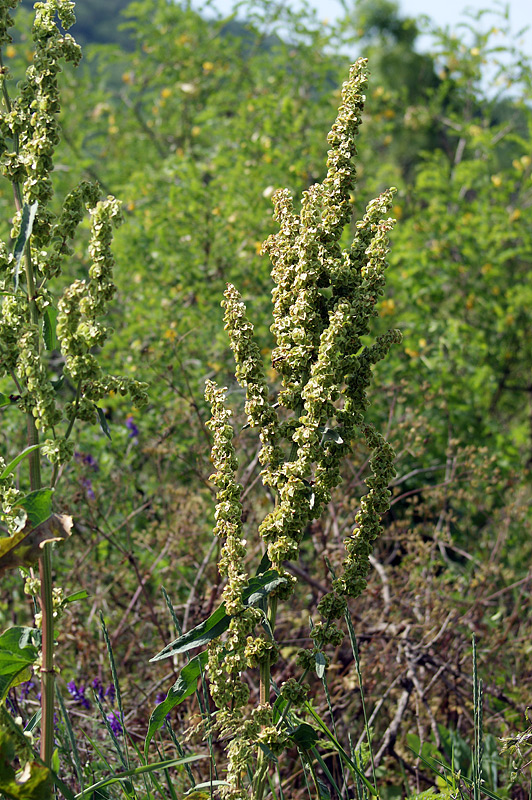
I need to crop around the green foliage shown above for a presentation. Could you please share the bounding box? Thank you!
[0,0,531,798]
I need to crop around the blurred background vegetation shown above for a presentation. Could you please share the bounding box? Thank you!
[1,0,532,796]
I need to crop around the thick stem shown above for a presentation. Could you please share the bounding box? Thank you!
[39,544,55,765]
[252,750,269,800]
[254,594,278,799]
[22,229,55,768]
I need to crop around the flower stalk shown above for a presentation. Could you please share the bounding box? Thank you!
[200,59,402,797]
[0,0,148,770]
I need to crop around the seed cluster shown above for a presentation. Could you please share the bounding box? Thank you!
[0,0,147,475]
[204,59,402,796]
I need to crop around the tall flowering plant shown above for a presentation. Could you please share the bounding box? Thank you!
[150,59,401,799]
[0,0,147,781]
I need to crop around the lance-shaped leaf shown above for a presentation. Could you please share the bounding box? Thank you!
[96,407,112,440]
[304,701,378,796]
[144,651,208,757]
[0,627,39,702]
[0,512,73,577]
[13,202,38,292]
[74,756,208,800]
[314,651,326,678]
[0,447,44,481]
[43,306,58,351]
[150,570,286,662]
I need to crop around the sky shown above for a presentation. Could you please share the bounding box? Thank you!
[212,0,532,60]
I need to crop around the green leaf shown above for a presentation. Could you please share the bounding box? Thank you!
[245,571,286,606]
[151,570,286,662]
[0,393,11,409]
[73,756,208,800]
[144,651,208,757]
[15,489,53,528]
[257,742,278,763]
[96,407,112,440]
[255,550,272,575]
[317,426,344,445]
[43,307,58,351]
[184,782,228,797]
[304,702,378,796]
[151,604,228,662]
[64,590,89,604]
[50,376,64,392]
[0,447,45,481]
[13,202,38,292]
[314,651,326,678]
[289,723,319,750]
[0,627,39,703]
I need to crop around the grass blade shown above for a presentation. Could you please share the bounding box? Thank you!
[57,687,85,792]
[100,612,129,768]
[73,756,207,800]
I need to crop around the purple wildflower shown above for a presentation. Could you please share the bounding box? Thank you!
[125,415,139,439]
[74,452,99,471]
[105,684,116,705]
[92,678,105,700]
[67,680,90,709]
[81,477,95,500]
[156,692,171,722]
[83,453,99,471]
[20,681,35,700]
[106,711,123,737]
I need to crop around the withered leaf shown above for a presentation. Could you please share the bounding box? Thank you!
[0,514,73,577]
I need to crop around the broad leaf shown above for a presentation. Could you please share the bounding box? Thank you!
[15,489,53,528]
[150,605,228,661]
[288,723,319,750]
[245,571,286,606]
[0,393,11,409]
[151,570,286,662]
[144,651,208,757]
[0,627,39,702]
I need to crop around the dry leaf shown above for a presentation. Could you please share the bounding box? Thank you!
[0,514,73,576]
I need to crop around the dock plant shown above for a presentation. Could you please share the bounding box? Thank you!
[150,58,402,799]
[0,0,147,783]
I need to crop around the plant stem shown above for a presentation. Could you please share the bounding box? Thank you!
[259,655,270,706]
[23,231,55,768]
[39,544,55,765]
